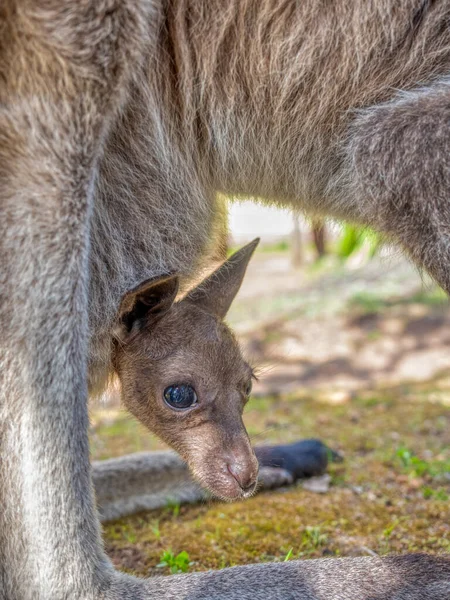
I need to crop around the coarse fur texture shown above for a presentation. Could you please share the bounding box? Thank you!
[2,1,450,598]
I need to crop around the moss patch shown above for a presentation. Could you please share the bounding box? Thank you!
[98,381,450,576]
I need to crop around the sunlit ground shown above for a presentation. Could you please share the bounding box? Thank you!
[91,245,450,576]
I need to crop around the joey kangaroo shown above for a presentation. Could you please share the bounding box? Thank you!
[112,241,260,500]
[2,1,450,599]
[111,239,335,502]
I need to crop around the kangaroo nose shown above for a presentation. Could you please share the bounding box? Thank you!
[241,480,257,494]
[227,463,258,494]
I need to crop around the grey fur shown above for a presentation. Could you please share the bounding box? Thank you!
[2,0,450,598]
[93,451,293,522]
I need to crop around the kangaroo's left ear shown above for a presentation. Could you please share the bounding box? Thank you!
[184,238,259,319]
[117,274,179,336]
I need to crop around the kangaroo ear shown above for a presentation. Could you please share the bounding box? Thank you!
[117,274,179,336]
[185,238,259,319]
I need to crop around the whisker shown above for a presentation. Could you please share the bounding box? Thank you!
[249,423,289,442]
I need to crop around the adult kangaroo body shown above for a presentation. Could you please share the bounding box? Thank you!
[1,1,450,599]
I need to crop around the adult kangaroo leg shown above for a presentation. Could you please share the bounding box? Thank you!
[1,4,449,599]
[0,2,150,598]
[346,79,450,293]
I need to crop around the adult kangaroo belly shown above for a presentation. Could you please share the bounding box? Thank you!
[161,0,450,208]
[87,91,216,392]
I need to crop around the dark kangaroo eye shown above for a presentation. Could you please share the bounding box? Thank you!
[245,380,252,397]
[164,384,198,410]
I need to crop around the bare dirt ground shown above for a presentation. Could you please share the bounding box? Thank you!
[229,251,450,395]
[92,250,450,575]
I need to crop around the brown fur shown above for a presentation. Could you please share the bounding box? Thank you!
[2,1,450,598]
[112,242,260,500]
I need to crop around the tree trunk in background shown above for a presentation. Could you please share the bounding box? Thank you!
[291,212,302,267]
[312,220,326,259]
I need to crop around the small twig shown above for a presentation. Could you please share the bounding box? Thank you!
[359,546,379,558]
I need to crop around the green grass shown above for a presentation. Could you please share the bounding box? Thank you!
[394,446,450,479]
[349,292,387,314]
[157,550,193,574]
[101,380,450,575]
[165,499,181,518]
[301,526,328,551]
[348,287,449,317]
[334,224,382,260]
[422,487,449,501]
[283,548,294,561]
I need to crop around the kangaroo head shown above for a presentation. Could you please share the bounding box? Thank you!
[112,239,260,500]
